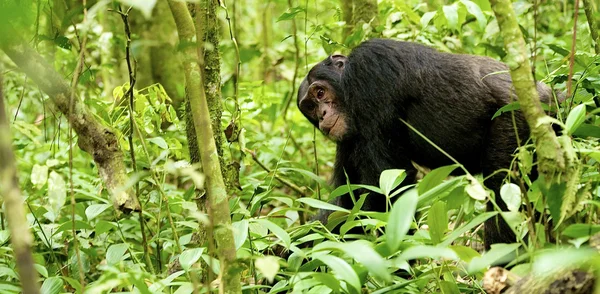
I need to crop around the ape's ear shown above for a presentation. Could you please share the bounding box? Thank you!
[330,54,347,69]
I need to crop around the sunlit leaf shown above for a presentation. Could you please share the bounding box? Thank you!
[387,189,418,252]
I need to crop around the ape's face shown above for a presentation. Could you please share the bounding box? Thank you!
[297,55,349,142]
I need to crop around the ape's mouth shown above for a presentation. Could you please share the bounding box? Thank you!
[321,115,339,136]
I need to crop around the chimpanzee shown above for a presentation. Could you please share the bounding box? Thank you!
[297,39,556,248]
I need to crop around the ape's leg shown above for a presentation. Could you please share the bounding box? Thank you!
[482,113,529,248]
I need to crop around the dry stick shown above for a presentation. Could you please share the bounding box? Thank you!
[567,0,581,100]
[68,11,88,287]
[281,0,301,119]
[247,149,310,198]
[114,6,154,273]
[0,69,41,294]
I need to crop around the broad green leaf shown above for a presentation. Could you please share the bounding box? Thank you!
[106,243,129,265]
[418,176,464,207]
[468,243,521,273]
[451,245,481,263]
[316,255,361,294]
[565,104,586,135]
[533,247,597,275]
[399,245,458,261]
[387,189,418,252]
[460,0,486,30]
[442,4,459,30]
[31,164,48,187]
[280,168,332,191]
[179,248,205,271]
[255,256,280,283]
[47,171,66,222]
[253,219,291,248]
[379,169,406,196]
[418,164,459,195]
[428,201,448,244]
[232,220,249,250]
[500,183,521,212]
[277,7,304,22]
[314,240,392,283]
[56,220,93,233]
[562,224,600,238]
[441,212,497,246]
[421,11,437,27]
[297,198,349,213]
[312,273,341,292]
[85,204,111,220]
[147,137,168,149]
[40,276,63,294]
[465,175,488,201]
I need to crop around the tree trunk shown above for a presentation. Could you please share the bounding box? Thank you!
[0,24,141,213]
[352,0,378,28]
[167,1,241,293]
[582,0,600,54]
[489,0,578,224]
[0,68,41,294]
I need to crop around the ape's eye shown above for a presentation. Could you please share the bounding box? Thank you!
[316,88,325,99]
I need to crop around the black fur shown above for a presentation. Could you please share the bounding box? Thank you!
[298,39,554,247]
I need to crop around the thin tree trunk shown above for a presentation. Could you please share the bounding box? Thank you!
[352,0,378,28]
[342,0,354,39]
[489,0,577,189]
[0,69,41,294]
[582,0,599,54]
[167,1,241,293]
[0,23,141,213]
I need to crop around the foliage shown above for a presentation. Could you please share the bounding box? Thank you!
[0,0,599,293]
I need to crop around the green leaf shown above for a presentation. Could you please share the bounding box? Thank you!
[428,201,448,244]
[106,243,129,265]
[31,164,48,187]
[451,245,481,263]
[255,256,280,283]
[297,198,350,213]
[565,104,586,135]
[179,248,205,271]
[56,220,93,233]
[460,0,486,30]
[85,204,111,220]
[387,189,418,252]
[232,220,249,250]
[418,176,464,207]
[500,183,521,212]
[47,171,66,222]
[573,124,600,138]
[40,276,63,294]
[418,164,459,195]
[253,219,291,248]
[379,169,406,196]
[442,4,459,30]
[315,255,361,294]
[314,240,392,283]
[147,137,168,149]
[562,224,600,238]
[421,11,437,27]
[491,101,521,119]
[465,175,488,201]
[399,245,458,260]
[277,7,304,22]
[468,243,520,273]
[441,212,497,246]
